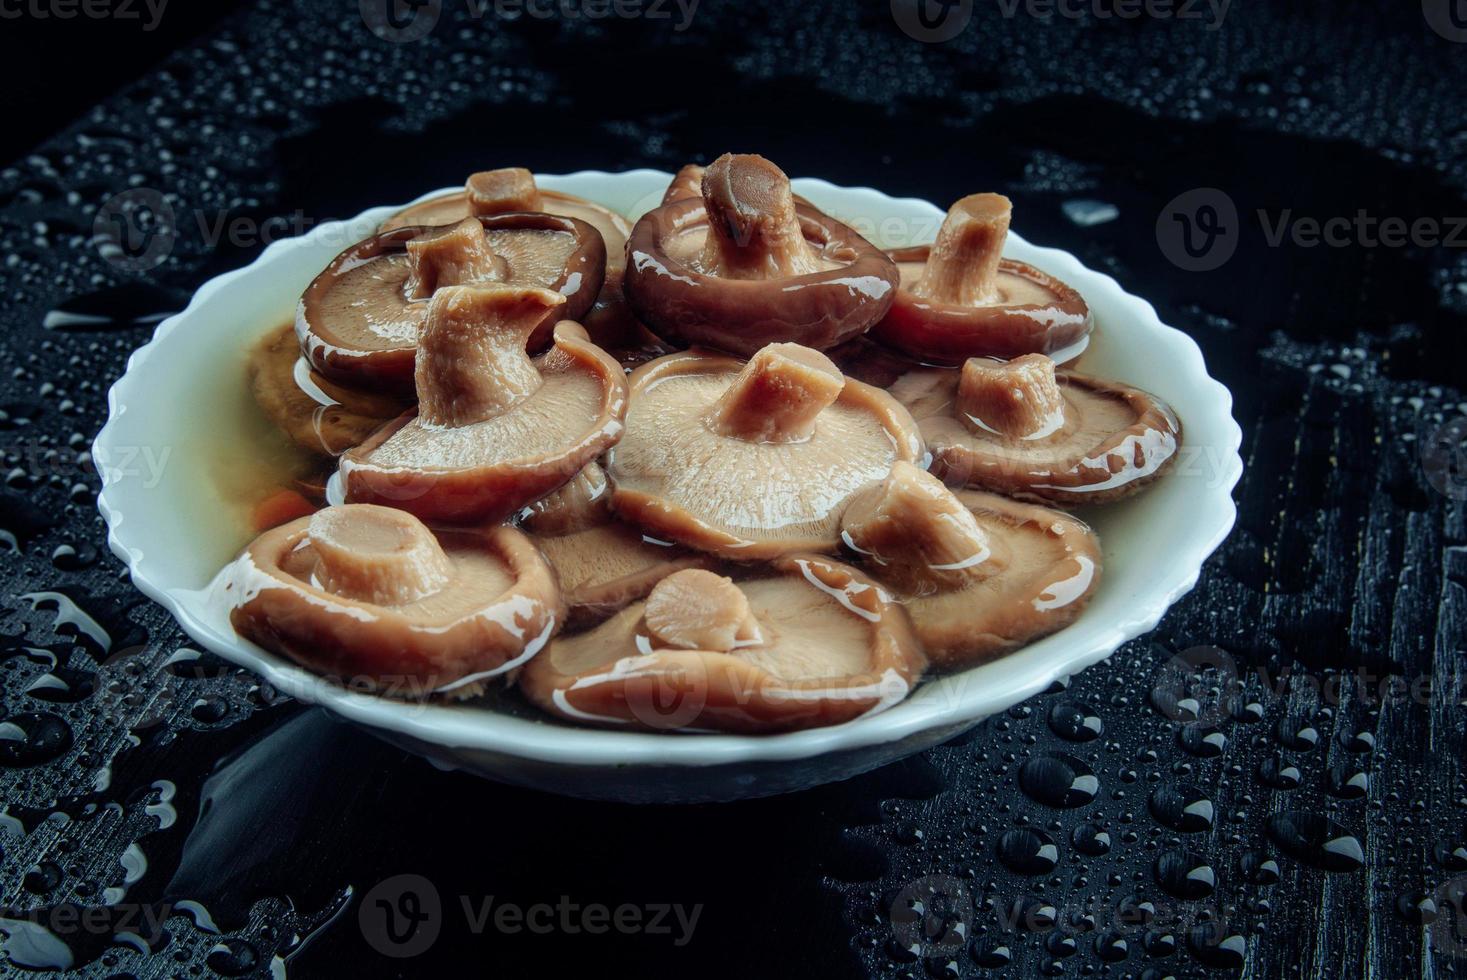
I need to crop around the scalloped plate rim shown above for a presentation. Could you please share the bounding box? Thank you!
[95,169,1243,769]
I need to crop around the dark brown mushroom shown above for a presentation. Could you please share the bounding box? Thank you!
[518,462,716,627]
[661,162,814,210]
[297,213,606,393]
[381,167,642,374]
[224,503,564,698]
[841,461,1101,669]
[519,557,925,732]
[872,194,1093,365]
[607,343,925,558]
[889,353,1182,505]
[247,323,410,457]
[623,153,899,355]
[381,167,632,276]
[340,284,628,524]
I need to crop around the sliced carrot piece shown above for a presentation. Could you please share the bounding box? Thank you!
[252,489,317,531]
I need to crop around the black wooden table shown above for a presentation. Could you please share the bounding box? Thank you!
[1,1,1464,976]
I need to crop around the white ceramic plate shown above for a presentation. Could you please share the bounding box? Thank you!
[95,170,1242,803]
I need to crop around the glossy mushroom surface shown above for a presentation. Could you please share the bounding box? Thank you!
[624,153,899,355]
[380,167,631,274]
[224,504,563,697]
[661,163,706,204]
[519,462,715,627]
[519,558,924,732]
[297,213,605,392]
[872,194,1093,365]
[607,343,925,558]
[247,323,408,457]
[341,284,628,524]
[841,462,1101,669]
[891,353,1182,504]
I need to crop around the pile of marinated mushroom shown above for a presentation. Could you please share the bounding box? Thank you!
[223,155,1181,734]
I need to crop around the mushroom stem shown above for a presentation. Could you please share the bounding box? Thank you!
[520,461,612,535]
[699,153,821,279]
[416,284,565,428]
[706,343,846,444]
[404,218,509,299]
[911,193,1012,306]
[841,461,1003,590]
[643,569,764,652]
[956,354,1068,441]
[307,505,453,605]
[466,167,543,214]
[663,163,706,205]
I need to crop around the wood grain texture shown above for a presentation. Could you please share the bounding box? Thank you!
[0,0,1464,976]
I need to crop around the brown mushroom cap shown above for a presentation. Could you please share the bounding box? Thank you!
[890,353,1182,505]
[225,504,564,697]
[247,323,410,457]
[519,462,716,627]
[297,212,606,393]
[841,461,1101,669]
[381,169,640,375]
[341,285,629,525]
[380,167,632,276]
[661,163,706,204]
[871,194,1093,365]
[607,343,925,559]
[661,162,815,210]
[519,556,925,733]
[623,153,900,356]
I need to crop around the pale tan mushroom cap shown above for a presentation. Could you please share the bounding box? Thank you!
[361,353,616,471]
[304,226,581,355]
[840,467,1102,669]
[888,354,1181,504]
[895,258,1056,308]
[342,286,628,524]
[520,556,924,732]
[608,346,925,558]
[247,324,407,457]
[658,155,845,280]
[520,463,716,626]
[841,460,1006,594]
[380,167,631,274]
[518,460,614,536]
[226,505,564,697]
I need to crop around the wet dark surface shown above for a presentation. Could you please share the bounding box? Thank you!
[1,0,1466,976]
